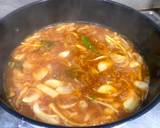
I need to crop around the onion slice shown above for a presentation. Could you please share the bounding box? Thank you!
[97,84,117,94]
[110,53,126,64]
[59,102,77,109]
[33,103,60,124]
[89,56,107,61]
[134,80,149,90]
[58,51,70,58]
[22,93,40,103]
[97,61,111,72]
[16,87,29,106]
[123,96,139,111]
[33,67,48,80]
[123,91,139,111]
[49,103,86,126]
[44,79,63,89]
[56,86,74,94]
[37,84,58,98]
[87,96,118,113]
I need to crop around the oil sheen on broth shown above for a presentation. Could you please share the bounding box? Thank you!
[5,23,149,126]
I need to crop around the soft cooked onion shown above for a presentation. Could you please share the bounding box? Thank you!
[133,53,143,64]
[89,56,107,61]
[14,54,25,61]
[87,96,118,113]
[94,100,118,113]
[59,102,77,109]
[105,35,115,46]
[16,87,29,106]
[56,23,76,32]
[56,86,74,94]
[129,60,140,68]
[58,51,70,58]
[36,84,58,98]
[49,103,86,126]
[79,100,88,109]
[97,61,111,72]
[134,80,149,90]
[25,33,40,42]
[22,93,40,103]
[123,96,139,111]
[33,103,60,124]
[110,53,126,64]
[123,91,139,111]
[97,84,117,94]
[76,45,86,51]
[77,25,89,32]
[44,79,63,88]
[56,25,66,32]
[33,67,48,80]
[71,32,79,38]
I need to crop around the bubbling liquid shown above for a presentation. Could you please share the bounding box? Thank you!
[5,23,149,126]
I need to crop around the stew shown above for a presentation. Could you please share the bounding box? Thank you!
[4,23,149,126]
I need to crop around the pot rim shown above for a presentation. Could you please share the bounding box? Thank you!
[0,0,160,127]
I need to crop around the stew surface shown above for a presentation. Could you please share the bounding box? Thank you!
[4,23,149,126]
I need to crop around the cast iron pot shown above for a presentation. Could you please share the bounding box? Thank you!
[0,0,160,127]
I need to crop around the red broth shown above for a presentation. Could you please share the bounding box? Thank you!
[5,23,149,126]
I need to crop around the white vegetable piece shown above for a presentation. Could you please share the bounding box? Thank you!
[97,61,111,72]
[87,96,118,113]
[79,100,88,109]
[49,103,86,126]
[56,25,66,32]
[59,102,77,109]
[56,86,73,94]
[91,56,107,61]
[129,61,140,68]
[105,35,115,46]
[33,103,60,124]
[22,93,40,103]
[58,50,70,58]
[97,84,117,94]
[123,92,139,111]
[76,45,86,51]
[134,80,149,90]
[33,67,48,80]
[45,79,63,88]
[110,53,126,63]
[37,84,58,98]
[23,61,33,69]
[16,87,28,106]
[133,53,143,64]
[14,54,25,61]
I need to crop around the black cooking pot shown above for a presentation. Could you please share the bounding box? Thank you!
[0,0,160,127]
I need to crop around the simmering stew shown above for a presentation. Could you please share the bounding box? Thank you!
[4,23,149,126]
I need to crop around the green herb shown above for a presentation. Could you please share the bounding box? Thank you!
[81,36,96,52]
[8,60,23,70]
